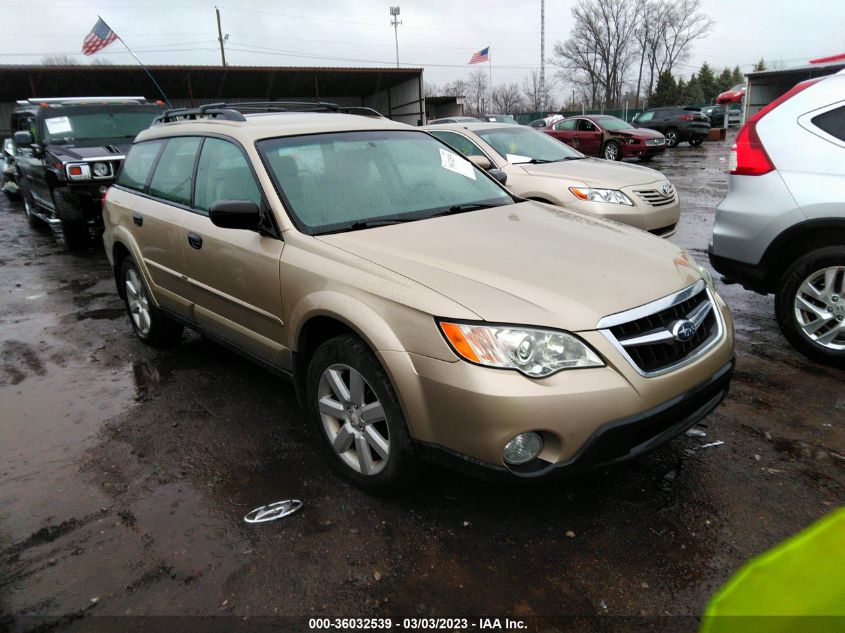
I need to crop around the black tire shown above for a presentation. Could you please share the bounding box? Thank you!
[664,128,680,148]
[18,179,44,229]
[3,182,20,201]
[689,137,704,147]
[306,334,420,494]
[120,256,184,346]
[602,141,622,161]
[774,246,845,368]
[51,188,90,251]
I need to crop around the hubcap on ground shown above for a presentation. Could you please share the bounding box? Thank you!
[317,363,389,476]
[793,265,845,351]
[125,268,151,336]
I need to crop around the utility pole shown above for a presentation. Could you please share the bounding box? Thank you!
[540,0,545,111]
[215,6,227,67]
[389,6,401,68]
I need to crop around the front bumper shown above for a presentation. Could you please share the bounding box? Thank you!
[379,294,735,479]
[621,143,666,159]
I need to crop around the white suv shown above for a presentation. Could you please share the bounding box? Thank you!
[710,69,845,366]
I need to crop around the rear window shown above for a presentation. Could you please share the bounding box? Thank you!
[812,106,845,142]
[117,140,165,191]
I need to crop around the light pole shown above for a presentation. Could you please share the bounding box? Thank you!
[389,6,401,67]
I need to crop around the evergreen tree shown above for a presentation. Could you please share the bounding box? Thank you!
[731,66,745,85]
[650,71,679,107]
[718,67,735,92]
[682,75,705,104]
[698,62,719,103]
[753,58,766,72]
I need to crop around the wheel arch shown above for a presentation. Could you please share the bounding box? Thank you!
[761,218,845,290]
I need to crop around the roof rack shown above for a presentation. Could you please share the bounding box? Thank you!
[17,97,149,107]
[153,101,383,124]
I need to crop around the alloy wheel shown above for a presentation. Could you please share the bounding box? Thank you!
[604,143,619,160]
[666,130,678,147]
[793,265,845,351]
[125,268,152,336]
[317,363,390,476]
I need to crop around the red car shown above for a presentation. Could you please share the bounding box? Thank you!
[716,84,746,104]
[544,114,666,161]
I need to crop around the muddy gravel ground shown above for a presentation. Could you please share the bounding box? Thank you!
[1,134,842,633]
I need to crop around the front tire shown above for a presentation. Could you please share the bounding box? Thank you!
[51,189,90,251]
[775,247,845,367]
[602,141,622,161]
[306,334,419,494]
[120,257,183,346]
[664,128,679,148]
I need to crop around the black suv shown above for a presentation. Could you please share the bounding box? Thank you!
[632,107,710,147]
[12,97,164,250]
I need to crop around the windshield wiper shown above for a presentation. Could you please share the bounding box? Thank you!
[429,202,504,217]
[346,218,411,231]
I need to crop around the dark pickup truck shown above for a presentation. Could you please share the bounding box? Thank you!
[12,97,164,250]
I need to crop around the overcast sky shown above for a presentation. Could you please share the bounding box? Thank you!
[1,0,842,100]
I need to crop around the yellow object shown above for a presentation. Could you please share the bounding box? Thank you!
[701,508,845,633]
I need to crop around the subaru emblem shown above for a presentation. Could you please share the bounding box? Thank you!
[671,319,697,342]
[660,182,672,197]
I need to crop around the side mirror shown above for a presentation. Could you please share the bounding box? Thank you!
[209,199,261,230]
[488,169,507,185]
[467,155,492,170]
[13,130,34,146]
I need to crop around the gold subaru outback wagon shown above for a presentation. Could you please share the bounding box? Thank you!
[103,103,735,493]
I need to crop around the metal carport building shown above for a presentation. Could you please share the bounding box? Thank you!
[745,55,845,119]
[0,65,426,135]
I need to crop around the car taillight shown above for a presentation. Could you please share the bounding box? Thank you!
[680,114,694,121]
[730,77,823,176]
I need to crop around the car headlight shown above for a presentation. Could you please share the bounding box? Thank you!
[92,162,110,177]
[569,187,634,206]
[682,250,715,288]
[438,321,604,378]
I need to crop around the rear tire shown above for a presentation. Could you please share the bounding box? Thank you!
[19,179,44,229]
[664,128,679,148]
[689,137,704,147]
[774,247,845,368]
[306,334,420,494]
[51,189,90,251]
[120,256,184,346]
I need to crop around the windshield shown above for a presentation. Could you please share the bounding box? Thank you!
[475,126,583,163]
[41,109,161,143]
[594,116,633,131]
[257,130,513,235]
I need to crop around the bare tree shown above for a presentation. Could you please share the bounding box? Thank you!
[466,68,489,115]
[522,70,558,112]
[41,54,79,65]
[552,0,639,108]
[491,83,524,114]
[659,0,713,75]
[424,82,442,97]
[442,79,469,97]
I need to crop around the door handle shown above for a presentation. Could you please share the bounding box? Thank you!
[132,213,143,227]
[187,232,203,249]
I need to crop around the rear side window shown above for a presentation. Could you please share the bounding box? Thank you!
[117,139,164,191]
[812,106,845,142]
[637,111,654,122]
[194,138,262,213]
[149,137,201,206]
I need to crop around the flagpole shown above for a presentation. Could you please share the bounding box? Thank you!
[488,45,492,107]
[100,16,172,107]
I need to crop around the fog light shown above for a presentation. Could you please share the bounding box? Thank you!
[503,432,543,465]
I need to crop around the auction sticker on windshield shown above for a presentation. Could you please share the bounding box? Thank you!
[45,117,73,135]
[439,148,476,180]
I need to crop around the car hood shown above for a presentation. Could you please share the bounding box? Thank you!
[46,142,130,161]
[317,201,702,331]
[609,128,665,141]
[516,157,666,188]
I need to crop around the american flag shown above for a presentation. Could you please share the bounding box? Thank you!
[82,18,118,56]
[468,47,489,64]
